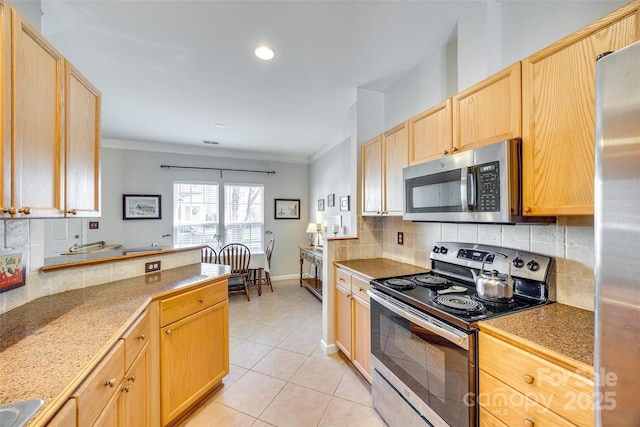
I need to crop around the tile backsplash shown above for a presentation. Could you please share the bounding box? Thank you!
[333,216,595,311]
[0,220,201,315]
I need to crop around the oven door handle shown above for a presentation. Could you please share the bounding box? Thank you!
[368,289,469,350]
[460,167,469,212]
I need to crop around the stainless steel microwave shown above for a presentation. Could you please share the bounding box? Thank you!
[403,140,554,224]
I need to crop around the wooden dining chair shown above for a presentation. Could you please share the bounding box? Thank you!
[218,243,252,301]
[263,238,275,292]
[201,245,217,263]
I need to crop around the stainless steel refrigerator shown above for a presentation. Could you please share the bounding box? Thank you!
[594,39,640,426]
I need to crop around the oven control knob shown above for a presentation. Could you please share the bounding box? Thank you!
[439,246,448,255]
[432,246,440,254]
[512,257,524,268]
[526,260,540,271]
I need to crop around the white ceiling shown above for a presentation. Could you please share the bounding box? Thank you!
[40,1,478,163]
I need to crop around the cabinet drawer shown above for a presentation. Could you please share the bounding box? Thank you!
[73,340,125,427]
[313,255,323,267]
[336,269,351,289]
[351,275,371,303]
[479,370,574,426]
[160,280,227,326]
[479,332,594,426]
[122,310,150,370]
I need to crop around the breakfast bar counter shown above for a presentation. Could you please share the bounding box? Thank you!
[0,263,230,424]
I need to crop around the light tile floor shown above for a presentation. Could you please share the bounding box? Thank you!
[178,279,385,427]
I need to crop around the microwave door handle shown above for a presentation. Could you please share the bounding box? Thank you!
[468,171,477,206]
[460,167,469,211]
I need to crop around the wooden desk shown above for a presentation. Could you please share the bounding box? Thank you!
[299,246,322,299]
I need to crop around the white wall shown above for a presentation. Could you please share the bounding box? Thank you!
[11,0,42,31]
[84,147,309,278]
[308,138,354,237]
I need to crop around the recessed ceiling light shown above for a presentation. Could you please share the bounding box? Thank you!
[203,140,219,145]
[214,123,225,128]
[255,45,275,61]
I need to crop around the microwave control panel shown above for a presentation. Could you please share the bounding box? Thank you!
[476,161,500,212]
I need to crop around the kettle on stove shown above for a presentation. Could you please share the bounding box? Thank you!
[471,252,514,301]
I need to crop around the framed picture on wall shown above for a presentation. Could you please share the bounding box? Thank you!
[340,195,350,211]
[318,199,325,211]
[274,198,300,219]
[123,194,162,219]
[327,193,335,207]
[0,248,27,293]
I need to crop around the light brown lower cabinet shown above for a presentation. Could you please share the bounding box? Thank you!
[45,399,76,427]
[159,279,229,425]
[478,326,594,427]
[334,267,371,382]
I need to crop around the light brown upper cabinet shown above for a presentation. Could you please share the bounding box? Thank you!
[1,8,101,218]
[65,61,101,217]
[361,121,409,216]
[361,134,383,216]
[408,99,452,165]
[9,8,65,218]
[453,62,522,151]
[522,1,639,216]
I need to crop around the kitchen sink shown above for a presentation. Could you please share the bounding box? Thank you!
[0,398,44,427]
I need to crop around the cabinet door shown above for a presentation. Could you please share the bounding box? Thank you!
[522,4,639,216]
[409,99,452,165]
[352,294,371,383]
[383,121,408,216]
[453,62,521,151]
[65,61,100,217]
[122,343,151,427]
[45,399,76,427]
[93,382,123,427]
[0,2,8,215]
[361,135,382,216]
[160,300,229,425]
[334,282,352,359]
[11,9,65,218]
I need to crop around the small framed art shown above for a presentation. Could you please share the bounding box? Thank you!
[340,195,350,211]
[327,193,335,207]
[318,199,325,211]
[275,198,300,219]
[123,194,162,220]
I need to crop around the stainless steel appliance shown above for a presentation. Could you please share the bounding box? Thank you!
[594,40,640,426]
[403,140,554,224]
[368,242,552,427]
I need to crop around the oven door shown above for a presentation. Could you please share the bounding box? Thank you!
[368,288,476,427]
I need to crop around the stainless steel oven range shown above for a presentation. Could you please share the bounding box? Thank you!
[368,242,552,427]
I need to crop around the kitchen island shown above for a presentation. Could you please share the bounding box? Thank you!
[0,262,230,426]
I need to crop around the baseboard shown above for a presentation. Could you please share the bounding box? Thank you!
[320,340,338,355]
[271,274,299,281]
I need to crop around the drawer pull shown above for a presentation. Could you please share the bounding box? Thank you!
[137,333,146,340]
[128,374,136,382]
[523,418,534,427]
[18,207,31,215]
[166,329,172,335]
[339,278,345,282]
[121,385,130,393]
[66,209,78,215]
[359,288,364,292]
[198,297,205,303]
[523,374,535,384]
[105,378,116,388]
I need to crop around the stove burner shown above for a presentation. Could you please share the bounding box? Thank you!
[472,294,517,309]
[414,275,451,288]
[384,278,417,290]
[433,295,486,315]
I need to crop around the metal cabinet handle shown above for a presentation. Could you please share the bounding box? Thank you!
[2,207,16,215]
[66,209,78,215]
[452,147,459,153]
[523,206,532,213]
[165,329,172,335]
[523,374,534,384]
[104,378,116,387]
[443,150,449,155]
[18,207,30,215]
[121,385,130,393]
[137,333,145,341]
[523,418,535,427]
[128,374,136,382]
[198,297,205,303]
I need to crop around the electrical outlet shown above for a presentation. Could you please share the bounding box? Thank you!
[397,232,404,245]
[145,261,161,273]
[89,221,99,229]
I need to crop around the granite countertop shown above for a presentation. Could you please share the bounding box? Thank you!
[334,258,429,280]
[480,303,595,369]
[0,263,230,416]
[41,244,205,271]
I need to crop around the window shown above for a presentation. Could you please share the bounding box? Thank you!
[173,182,219,246]
[224,184,264,250]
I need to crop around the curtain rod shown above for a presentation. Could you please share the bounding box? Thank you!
[160,164,276,175]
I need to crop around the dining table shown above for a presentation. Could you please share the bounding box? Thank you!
[247,249,269,295]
